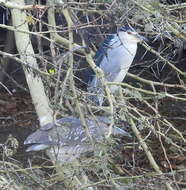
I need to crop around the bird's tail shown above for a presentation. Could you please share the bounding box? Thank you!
[87,87,104,106]
[112,126,131,137]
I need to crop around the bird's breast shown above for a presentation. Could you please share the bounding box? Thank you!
[104,44,137,70]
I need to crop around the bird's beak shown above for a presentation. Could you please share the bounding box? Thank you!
[25,144,50,152]
[135,33,148,42]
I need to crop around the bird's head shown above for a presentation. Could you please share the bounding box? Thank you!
[118,26,147,44]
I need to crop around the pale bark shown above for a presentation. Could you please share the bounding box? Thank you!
[10,0,53,126]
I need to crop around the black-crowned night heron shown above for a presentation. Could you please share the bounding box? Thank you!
[88,26,146,105]
[24,116,130,164]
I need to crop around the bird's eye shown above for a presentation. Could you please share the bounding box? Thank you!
[127,31,132,34]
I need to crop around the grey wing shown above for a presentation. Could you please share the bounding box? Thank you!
[87,35,120,105]
[60,118,107,145]
[58,120,92,146]
[57,116,81,128]
[88,34,118,86]
[88,34,128,87]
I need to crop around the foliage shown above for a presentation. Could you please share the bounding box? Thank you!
[0,0,186,189]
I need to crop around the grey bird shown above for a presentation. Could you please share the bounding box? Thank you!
[24,116,131,164]
[88,26,147,105]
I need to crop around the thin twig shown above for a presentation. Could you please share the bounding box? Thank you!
[129,118,174,190]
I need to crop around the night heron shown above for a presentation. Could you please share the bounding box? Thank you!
[88,26,146,105]
[24,116,131,164]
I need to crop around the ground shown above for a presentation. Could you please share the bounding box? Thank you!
[0,90,186,189]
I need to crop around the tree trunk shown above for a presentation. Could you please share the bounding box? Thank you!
[10,0,53,126]
[10,0,95,189]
